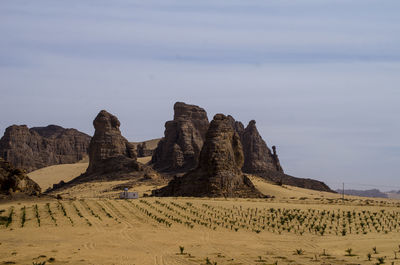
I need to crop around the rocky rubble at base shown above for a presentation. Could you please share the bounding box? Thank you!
[0,158,41,196]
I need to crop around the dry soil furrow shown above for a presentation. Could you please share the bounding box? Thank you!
[75,200,104,229]
[55,201,74,227]
[103,199,127,220]
[64,200,89,226]
[35,203,53,227]
[91,200,119,224]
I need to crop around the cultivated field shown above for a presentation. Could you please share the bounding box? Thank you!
[1,196,400,265]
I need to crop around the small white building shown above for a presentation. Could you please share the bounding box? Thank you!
[119,188,139,199]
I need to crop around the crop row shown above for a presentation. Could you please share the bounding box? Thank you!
[131,200,400,236]
[0,200,125,229]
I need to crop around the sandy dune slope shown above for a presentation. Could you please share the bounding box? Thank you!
[28,162,89,191]
[28,156,153,191]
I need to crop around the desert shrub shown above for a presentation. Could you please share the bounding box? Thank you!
[376,256,385,264]
[295,249,304,255]
[179,246,184,255]
[6,208,14,228]
[46,203,57,226]
[345,248,355,256]
[34,205,40,227]
[373,246,378,254]
[21,206,26,227]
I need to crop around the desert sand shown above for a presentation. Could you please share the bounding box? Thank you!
[2,161,400,265]
[28,157,152,192]
[28,162,89,191]
[1,195,400,265]
[1,190,400,264]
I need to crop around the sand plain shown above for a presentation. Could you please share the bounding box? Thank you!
[1,193,400,264]
[2,161,400,265]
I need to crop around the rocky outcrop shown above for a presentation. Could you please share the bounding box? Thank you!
[0,125,91,172]
[85,110,139,176]
[226,116,283,174]
[227,115,245,137]
[48,111,161,191]
[0,158,41,195]
[257,169,333,192]
[241,120,283,173]
[225,117,332,192]
[151,102,209,172]
[136,142,154,157]
[153,114,262,198]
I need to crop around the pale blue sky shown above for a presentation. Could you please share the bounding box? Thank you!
[1,0,399,190]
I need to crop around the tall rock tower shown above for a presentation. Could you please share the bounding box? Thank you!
[86,110,139,176]
[153,114,262,198]
[151,102,209,172]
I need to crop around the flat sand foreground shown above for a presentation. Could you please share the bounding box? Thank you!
[1,197,400,265]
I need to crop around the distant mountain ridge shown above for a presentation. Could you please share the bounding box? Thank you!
[336,188,388,198]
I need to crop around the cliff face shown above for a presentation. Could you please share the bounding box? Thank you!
[153,114,262,198]
[151,102,209,172]
[0,125,91,172]
[0,158,41,195]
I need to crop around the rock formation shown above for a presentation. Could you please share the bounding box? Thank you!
[85,110,139,176]
[256,169,333,192]
[0,158,41,195]
[241,120,283,173]
[48,110,161,191]
[151,102,209,172]
[227,115,245,137]
[153,114,262,198]
[226,116,283,173]
[225,117,332,192]
[136,142,155,157]
[0,125,91,172]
